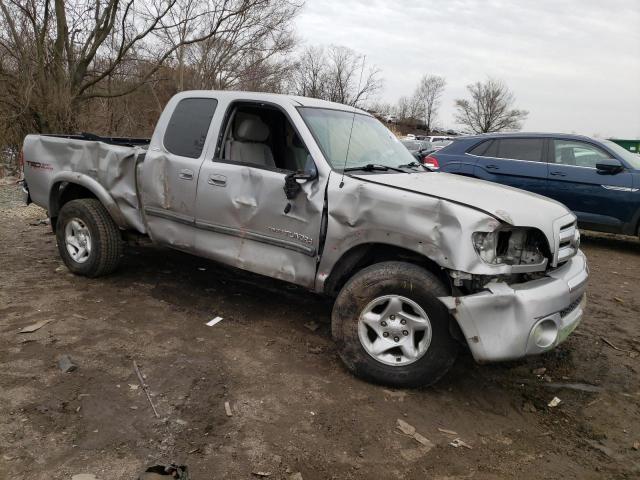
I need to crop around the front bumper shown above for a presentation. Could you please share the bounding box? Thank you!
[440,250,588,363]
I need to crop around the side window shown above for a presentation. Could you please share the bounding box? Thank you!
[496,138,544,162]
[483,140,499,157]
[553,140,609,168]
[468,140,492,156]
[164,98,217,158]
[220,104,310,172]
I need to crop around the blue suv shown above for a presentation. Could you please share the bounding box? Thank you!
[427,133,640,238]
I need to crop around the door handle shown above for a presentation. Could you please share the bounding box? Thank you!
[208,174,227,187]
[549,171,567,177]
[179,169,194,180]
[485,164,499,170]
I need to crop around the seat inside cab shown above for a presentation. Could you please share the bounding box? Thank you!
[222,104,310,172]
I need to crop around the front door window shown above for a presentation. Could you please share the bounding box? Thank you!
[219,104,311,172]
[552,140,609,169]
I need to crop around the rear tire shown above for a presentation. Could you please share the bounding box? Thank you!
[56,199,123,277]
[332,261,458,387]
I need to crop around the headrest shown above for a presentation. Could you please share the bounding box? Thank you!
[235,113,269,142]
[560,148,575,164]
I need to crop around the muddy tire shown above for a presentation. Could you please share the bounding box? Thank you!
[332,261,458,387]
[56,199,123,277]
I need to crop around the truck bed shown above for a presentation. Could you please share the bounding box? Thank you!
[23,133,150,233]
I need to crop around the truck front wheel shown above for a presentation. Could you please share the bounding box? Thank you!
[332,261,458,387]
[56,199,123,277]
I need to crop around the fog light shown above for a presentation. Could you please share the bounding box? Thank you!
[532,319,558,348]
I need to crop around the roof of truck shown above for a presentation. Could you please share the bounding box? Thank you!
[174,90,370,115]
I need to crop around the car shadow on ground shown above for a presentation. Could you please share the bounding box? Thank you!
[580,230,639,254]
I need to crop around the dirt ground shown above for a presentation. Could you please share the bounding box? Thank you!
[1,183,639,480]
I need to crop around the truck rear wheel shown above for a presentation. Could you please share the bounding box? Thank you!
[55,199,123,277]
[332,261,458,387]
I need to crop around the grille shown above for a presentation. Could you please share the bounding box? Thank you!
[556,222,578,264]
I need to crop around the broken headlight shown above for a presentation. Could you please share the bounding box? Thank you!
[472,228,549,266]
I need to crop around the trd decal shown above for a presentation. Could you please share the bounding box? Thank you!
[26,160,53,170]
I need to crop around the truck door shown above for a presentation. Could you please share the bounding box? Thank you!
[546,138,634,231]
[194,102,327,288]
[140,97,218,249]
[473,137,548,196]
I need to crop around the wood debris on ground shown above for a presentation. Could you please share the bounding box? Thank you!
[18,319,52,333]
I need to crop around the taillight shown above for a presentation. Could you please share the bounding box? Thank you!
[423,154,440,169]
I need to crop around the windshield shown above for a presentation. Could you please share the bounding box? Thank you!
[299,107,417,171]
[602,140,640,169]
[432,140,453,147]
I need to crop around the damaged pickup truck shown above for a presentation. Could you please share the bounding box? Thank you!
[22,91,588,387]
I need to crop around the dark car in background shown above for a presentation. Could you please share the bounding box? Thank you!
[428,133,640,237]
[430,139,453,151]
[400,139,433,162]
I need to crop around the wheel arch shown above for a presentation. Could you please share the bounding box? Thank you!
[322,243,452,297]
[49,172,126,231]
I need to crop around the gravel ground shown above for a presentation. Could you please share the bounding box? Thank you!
[1,184,639,479]
[0,180,25,208]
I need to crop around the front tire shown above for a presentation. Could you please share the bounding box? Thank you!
[332,261,458,387]
[56,199,123,277]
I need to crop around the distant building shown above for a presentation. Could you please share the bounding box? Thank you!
[609,138,640,154]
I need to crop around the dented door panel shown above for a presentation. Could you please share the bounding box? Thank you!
[139,95,219,249]
[139,152,203,248]
[194,162,326,288]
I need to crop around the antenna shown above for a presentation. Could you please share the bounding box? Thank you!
[339,55,367,188]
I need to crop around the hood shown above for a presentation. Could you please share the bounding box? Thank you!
[351,171,572,227]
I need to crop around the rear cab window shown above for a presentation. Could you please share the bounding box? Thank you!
[164,98,218,158]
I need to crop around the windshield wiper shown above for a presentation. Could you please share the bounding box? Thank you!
[397,161,431,171]
[343,163,407,173]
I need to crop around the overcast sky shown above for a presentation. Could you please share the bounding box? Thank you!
[296,0,640,138]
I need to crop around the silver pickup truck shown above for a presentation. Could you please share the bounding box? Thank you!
[22,91,588,387]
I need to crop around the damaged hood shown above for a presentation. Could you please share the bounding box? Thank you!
[351,171,572,227]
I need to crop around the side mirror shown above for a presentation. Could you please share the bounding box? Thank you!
[294,154,318,182]
[292,169,317,183]
[284,170,316,200]
[283,155,317,209]
[596,158,624,174]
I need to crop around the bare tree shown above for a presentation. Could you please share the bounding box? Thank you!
[290,45,382,106]
[454,78,528,133]
[290,45,329,99]
[0,0,301,136]
[0,0,301,175]
[366,101,393,116]
[396,92,424,126]
[417,75,445,134]
[185,0,298,92]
